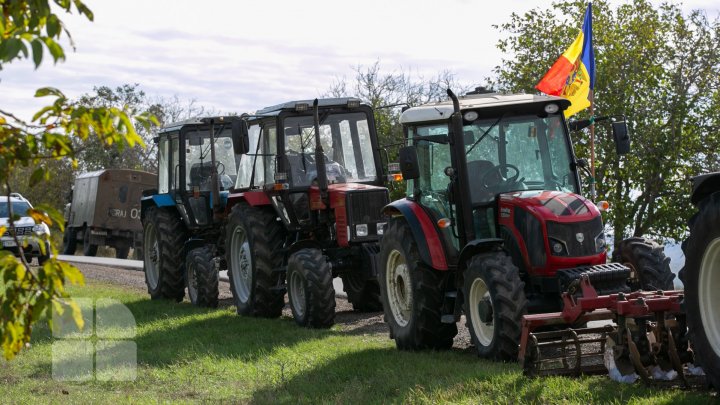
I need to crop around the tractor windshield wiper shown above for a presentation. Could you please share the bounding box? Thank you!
[466,113,505,155]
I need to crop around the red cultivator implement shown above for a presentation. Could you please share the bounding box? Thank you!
[519,275,703,386]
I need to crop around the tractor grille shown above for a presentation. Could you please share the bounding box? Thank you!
[346,189,389,241]
[514,209,546,267]
[546,217,603,257]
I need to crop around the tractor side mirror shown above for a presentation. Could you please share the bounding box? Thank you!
[612,120,630,155]
[398,146,420,180]
[232,120,250,155]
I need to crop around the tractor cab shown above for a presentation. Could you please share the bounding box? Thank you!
[232,98,387,237]
[154,117,240,228]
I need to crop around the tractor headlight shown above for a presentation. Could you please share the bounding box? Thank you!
[355,224,368,237]
[595,233,606,253]
[549,238,567,256]
[376,222,386,236]
[33,224,49,236]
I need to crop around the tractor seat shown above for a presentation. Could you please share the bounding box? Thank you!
[467,160,496,204]
[190,163,214,187]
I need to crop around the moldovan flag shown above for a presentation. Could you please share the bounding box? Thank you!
[536,3,595,118]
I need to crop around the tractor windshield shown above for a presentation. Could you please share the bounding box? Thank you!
[282,112,377,188]
[185,128,238,191]
[464,113,577,204]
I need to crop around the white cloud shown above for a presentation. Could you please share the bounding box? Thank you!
[1,0,717,120]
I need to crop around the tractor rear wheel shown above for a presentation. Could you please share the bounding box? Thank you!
[341,271,382,312]
[613,237,675,291]
[226,203,285,318]
[287,248,335,328]
[379,218,457,350]
[464,250,527,361]
[681,191,720,389]
[142,207,187,301]
[186,246,219,308]
[61,226,77,255]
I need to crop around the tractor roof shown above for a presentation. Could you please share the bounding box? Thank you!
[255,97,363,116]
[159,116,241,134]
[400,93,570,124]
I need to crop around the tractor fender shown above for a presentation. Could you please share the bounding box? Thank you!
[382,199,449,271]
[457,238,505,271]
[225,190,271,213]
[140,193,175,220]
[691,171,720,206]
[183,238,208,257]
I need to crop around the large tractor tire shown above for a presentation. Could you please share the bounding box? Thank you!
[680,191,720,389]
[82,227,98,257]
[341,271,382,312]
[464,251,527,361]
[142,207,187,301]
[287,248,335,328]
[613,237,675,291]
[61,226,77,255]
[378,219,457,350]
[186,246,219,308]
[226,203,285,318]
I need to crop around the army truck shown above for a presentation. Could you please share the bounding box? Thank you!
[62,169,157,259]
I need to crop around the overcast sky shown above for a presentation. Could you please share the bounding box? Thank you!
[2,0,718,121]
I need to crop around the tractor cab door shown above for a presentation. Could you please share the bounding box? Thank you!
[180,125,239,228]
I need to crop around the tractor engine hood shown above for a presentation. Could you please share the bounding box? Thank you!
[498,190,600,222]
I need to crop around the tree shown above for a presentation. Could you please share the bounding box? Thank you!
[492,0,720,241]
[0,1,155,359]
[327,61,475,198]
[75,84,213,173]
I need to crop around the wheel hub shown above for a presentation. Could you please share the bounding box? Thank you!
[386,249,412,327]
[290,271,306,318]
[700,237,720,357]
[469,277,494,347]
[231,227,252,303]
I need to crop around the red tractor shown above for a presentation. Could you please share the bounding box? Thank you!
[378,89,674,360]
[224,98,389,327]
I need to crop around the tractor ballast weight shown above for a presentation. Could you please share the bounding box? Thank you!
[140,116,242,307]
[223,98,389,326]
[378,89,674,361]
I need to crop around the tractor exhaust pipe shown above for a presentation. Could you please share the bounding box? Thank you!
[312,99,329,199]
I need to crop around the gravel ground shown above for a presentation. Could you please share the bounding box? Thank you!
[74,262,473,349]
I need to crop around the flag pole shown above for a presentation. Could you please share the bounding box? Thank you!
[589,99,596,200]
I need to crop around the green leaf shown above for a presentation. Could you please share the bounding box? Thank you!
[30,40,43,68]
[46,14,60,38]
[42,38,65,63]
[1,38,23,62]
[29,167,45,188]
[34,87,64,98]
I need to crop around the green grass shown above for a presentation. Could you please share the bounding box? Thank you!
[0,282,714,404]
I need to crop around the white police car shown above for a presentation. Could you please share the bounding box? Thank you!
[0,193,51,265]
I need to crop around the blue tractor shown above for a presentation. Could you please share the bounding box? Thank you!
[140,117,241,307]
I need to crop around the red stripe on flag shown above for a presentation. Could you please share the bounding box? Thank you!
[535,56,576,96]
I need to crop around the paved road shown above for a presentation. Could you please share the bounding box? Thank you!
[57,254,347,297]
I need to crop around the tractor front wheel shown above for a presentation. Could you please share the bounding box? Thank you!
[464,251,527,361]
[613,237,675,291]
[287,248,335,328]
[341,271,382,312]
[142,207,187,301]
[186,246,219,308]
[61,226,77,255]
[681,191,720,389]
[226,203,285,318]
[378,219,456,350]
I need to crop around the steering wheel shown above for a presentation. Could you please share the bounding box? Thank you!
[479,164,520,189]
[215,161,225,175]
